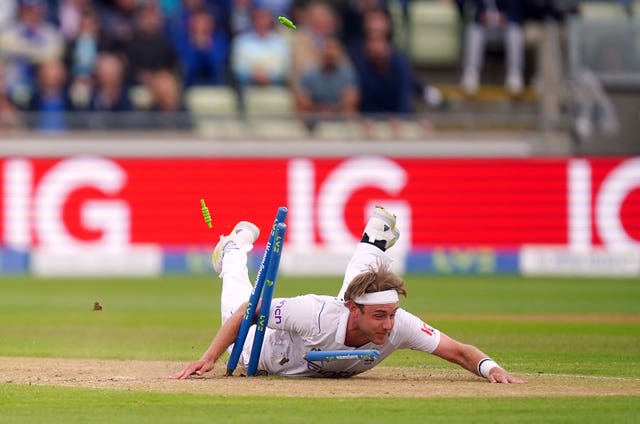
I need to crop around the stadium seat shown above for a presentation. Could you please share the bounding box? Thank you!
[314,119,432,140]
[128,85,153,110]
[243,86,295,117]
[183,86,245,138]
[195,118,249,139]
[245,117,308,139]
[184,85,238,115]
[390,0,461,66]
[566,4,640,91]
[357,119,432,140]
[314,121,361,140]
[240,86,306,138]
[579,0,640,20]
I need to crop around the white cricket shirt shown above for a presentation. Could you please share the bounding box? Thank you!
[256,294,441,377]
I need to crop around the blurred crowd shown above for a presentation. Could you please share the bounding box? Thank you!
[0,0,580,132]
[457,0,577,96]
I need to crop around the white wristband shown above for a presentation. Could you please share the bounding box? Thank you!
[477,358,500,378]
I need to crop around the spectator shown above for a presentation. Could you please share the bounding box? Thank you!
[86,53,133,112]
[460,0,525,96]
[351,33,413,115]
[66,9,103,108]
[44,0,61,23]
[149,70,184,111]
[230,0,255,36]
[145,69,192,129]
[339,0,389,49]
[231,6,290,86]
[178,8,230,87]
[259,0,292,17]
[0,0,65,107]
[452,0,468,18]
[165,0,231,48]
[0,0,17,30]
[124,1,178,86]
[351,33,421,137]
[80,52,134,129]
[345,6,392,59]
[0,63,20,130]
[98,0,138,51]
[291,1,338,87]
[158,0,181,17]
[27,59,74,132]
[294,36,359,130]
[58,0,94,41]
[350,7,443,110]
[523,0,569,22]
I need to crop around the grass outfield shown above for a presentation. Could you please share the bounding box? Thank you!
[1,385,638,424]
[1,275,639,422]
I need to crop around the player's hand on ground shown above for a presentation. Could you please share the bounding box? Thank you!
[488,367,528,384]
[170,359,214,379]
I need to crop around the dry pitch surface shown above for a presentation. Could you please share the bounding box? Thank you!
[2,357,639,398]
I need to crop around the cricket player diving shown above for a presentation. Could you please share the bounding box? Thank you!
[173,206,527,383]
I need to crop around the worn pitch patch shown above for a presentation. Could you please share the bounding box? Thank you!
[1,357,639,398]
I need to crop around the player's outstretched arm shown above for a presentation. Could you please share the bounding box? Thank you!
[171,302,249,379]
[432,333,527,384]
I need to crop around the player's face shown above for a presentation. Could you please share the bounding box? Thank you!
[354,303,398,345]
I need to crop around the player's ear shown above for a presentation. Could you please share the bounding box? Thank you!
[347,300,360,314]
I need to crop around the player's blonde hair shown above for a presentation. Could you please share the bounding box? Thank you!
[343,262,407,305]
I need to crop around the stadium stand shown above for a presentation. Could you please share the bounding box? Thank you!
[0,0,637,154]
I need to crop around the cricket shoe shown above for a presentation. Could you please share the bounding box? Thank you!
[361,206,400,251]
[212,221,260,274]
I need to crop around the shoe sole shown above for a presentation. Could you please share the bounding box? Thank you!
[372,206,397,230]
[372,206,400,249]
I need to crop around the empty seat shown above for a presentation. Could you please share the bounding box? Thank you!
[314,120,361,140]
[391,1,461,66]
[246,118,308,139]
[128,85,153,110]
[184,86,242,138]
[579,0,639,20]
[184,85,238,116]
[243,86,295,117]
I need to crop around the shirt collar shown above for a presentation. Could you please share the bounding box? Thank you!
[335,304,349,345]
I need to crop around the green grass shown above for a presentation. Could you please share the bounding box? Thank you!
[0,275,638,375]
[0,276,221,360]
[1,385,638,424]
[399,275,640,314]
[1,275,639,422]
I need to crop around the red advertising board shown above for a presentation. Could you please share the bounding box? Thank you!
[0,156,638,251]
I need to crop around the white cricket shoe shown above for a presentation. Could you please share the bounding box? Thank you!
[212,221,260,274]
[461,68,479,96]
[362,206,400,251]
[505,71,523,96]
